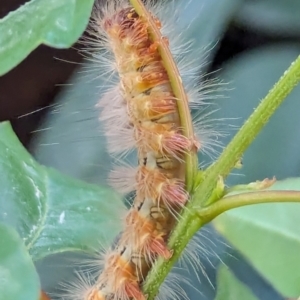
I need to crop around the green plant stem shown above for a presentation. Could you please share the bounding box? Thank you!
[197,54,300,206]
[143,213,202,299]
[199,191,300,223]
[144,55,300,299]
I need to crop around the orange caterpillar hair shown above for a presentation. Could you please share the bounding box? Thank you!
[63,0,223,299]
[93,2,197,298]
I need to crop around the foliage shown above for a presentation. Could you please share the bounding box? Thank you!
[0,122,125,299]
[0,224,40,300]
[0,0,94,76]
[0,0,300,300]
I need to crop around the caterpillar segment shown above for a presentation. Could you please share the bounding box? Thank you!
[87,2,197,299]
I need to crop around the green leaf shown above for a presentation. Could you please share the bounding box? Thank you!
[236,0,300,37]
[175,0,243,61]
[178,0,243,57]
[31,73,113,184]
[214,178,300,297]
[214,265,259,300]
[0,223,40,300]
[0,0,94,76]
[0,122,125,261]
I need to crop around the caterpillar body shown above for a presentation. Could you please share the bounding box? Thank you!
[62,0,223,299]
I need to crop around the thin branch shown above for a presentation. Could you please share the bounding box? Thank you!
[199,190,300,223]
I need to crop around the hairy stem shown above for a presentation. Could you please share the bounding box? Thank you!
[196,54,300,206]
[199,190,300,223]
[144,54,300,298]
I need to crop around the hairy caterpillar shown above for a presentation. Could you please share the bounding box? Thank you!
[58,0,224,299]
